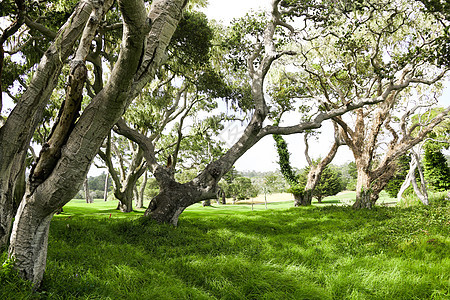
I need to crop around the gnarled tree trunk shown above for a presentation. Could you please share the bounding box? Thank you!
[144,176,216,225]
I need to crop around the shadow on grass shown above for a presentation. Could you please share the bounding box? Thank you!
[2,204,448,299]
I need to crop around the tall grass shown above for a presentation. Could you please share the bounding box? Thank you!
[1,194,448,299]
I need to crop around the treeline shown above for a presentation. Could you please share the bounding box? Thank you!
[74,173,113,199]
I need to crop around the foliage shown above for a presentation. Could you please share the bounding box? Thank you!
[221,176,259,200]
[0,254,33,296]
[423,147,450,191]
[273,134,300,188]
[143,178,160,200]
[1,198,449,299]
[263,172,288,194]
[168,11,214,71]
[312,166,343,201]
[331,162,358,191]
[384,155,412,198]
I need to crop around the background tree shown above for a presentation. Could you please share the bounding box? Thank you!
[274,122,343,206]
[285,0,450,208]
[423,145,450,191]
[311,165,343,203]
[98,133,146,212]
[422,114,450,191]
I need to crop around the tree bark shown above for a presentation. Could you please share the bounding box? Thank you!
[293,189,313,206]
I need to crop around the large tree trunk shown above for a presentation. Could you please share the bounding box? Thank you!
[144,178,213,226]
[115,186,134,212]
[353,170,377,209]
[0,0,94,250]
[293,189,313,206]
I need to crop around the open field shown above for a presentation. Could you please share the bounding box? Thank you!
[1,192,449,299]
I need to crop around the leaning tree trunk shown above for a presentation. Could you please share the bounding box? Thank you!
[397,151,429,205]
[145,179,213,225]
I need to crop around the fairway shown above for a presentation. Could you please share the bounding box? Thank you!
[58,191,398,218]
[2,192,449,299]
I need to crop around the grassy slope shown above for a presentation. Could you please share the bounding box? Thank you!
[1,193,449,299]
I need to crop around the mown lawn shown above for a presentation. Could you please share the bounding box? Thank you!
[1,192,449,299]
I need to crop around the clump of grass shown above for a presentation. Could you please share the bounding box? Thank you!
[1,197,449,299]
[0,253,35,299]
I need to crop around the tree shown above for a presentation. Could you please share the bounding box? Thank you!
[423,146,450,191]
[98,133,146,212]
[83,177,93,204]
[1,0,188,286]
[274,122,343,206]
[287,0,450,208]
[312,166,343,203]
[228,177,258,201]
[107,10,226,211]
[261,172,286,209]
[397,145,429,205]
[136,170,147,209]
[396,110,450,204]
[116,0,423,225]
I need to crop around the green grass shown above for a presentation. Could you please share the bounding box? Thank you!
[1,193,449,299]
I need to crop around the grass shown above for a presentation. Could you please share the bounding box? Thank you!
[1,192,449,299]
